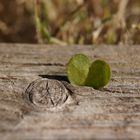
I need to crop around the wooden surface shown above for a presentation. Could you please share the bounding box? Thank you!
[0,43,140,140]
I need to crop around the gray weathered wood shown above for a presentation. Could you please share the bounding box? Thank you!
[0,43,140,140]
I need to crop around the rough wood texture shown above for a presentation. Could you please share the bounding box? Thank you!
[0,43,140,140]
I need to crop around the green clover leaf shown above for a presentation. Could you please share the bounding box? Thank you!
[85,59,111,89]
[67,54,91,86]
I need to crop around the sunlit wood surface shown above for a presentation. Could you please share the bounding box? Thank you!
[0,44,140,140]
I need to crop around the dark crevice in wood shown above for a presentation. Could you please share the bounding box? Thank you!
[103,88,140,94]
[22,63,65,67]
[0,62,65,67]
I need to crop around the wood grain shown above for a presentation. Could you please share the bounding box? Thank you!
[0,43,140,140]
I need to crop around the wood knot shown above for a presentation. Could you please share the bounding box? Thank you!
[23,78,71,110]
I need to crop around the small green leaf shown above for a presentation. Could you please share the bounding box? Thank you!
[85,59,111,89]
[67,54,91,86]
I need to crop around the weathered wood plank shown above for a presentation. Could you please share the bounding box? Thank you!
[0,44,140,140]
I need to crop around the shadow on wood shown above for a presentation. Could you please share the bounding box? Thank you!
[39,74,69,82]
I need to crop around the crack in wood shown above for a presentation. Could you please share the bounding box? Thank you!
[0,62,65,67]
